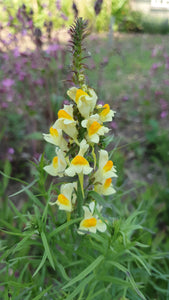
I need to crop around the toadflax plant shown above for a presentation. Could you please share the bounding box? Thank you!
[1,17,168,300]
[43,18,116,235]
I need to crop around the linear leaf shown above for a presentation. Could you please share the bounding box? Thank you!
[12,232,33,254]
[32,285,52,300]
[88,191,105,204]
[9,179,38,197]
[107,260,146,300]
[9,200,27,223]
[49,217,82,238]
[63,255,104,290]
[41,231,55,270]
[33,252,47,277]
[65,274,94,300]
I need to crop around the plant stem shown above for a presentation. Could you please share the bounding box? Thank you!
[78,172,84,198]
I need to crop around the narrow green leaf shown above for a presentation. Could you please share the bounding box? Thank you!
[97,275,131,287]
[0,229,28,237]
[41,231,55,270]
[57,262,70,281]
[9,179,38,198]
[127,249,151,275]
[107,260,146,300]
[3,160,12,191]
[0,281,32,288]
[9,200,27,223]
[32,285,52,300]
[65,274,94,300]
[12,232,33,254]
[0,219,21,233]
[88,191,105,204]
[49,217,82,238]
[33,252,47,277]
[0,171,28,185]
[63,255,104,290]
[126,273,146,300]
[24,189,44,209]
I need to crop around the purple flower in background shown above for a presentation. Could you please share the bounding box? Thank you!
[56,0,61,11]
[60,13,68,21]
[18,71,26,81]
[102,57,108,64]
[98,101,104,106]
[63,100,70,105]
[46,43,60,54]
[34,78,44,86]
[155,90,163,96]
[122,95,129,101]
[1,102,8,108]
[28,20,33,29]
[110,121,117,129]
[151,62,162,71]
[13,47,20,58]
[164,80,169,86]
[160,111,168,119]
[22,29,27,36]
[58,64,63,69]
[151,45,163,57]
[160,99,168,110]
[8,148,15,155]
[2,78,15,88]
[27,101,34,107]
[7,147,15,161]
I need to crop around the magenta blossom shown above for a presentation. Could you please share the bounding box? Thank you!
[1,102,8,108]
[110,121,117,129]
[46,44,60,54]
[160,111,168,119]
[2,78,15,88]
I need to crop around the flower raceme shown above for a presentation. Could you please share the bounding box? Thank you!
[43,85,117,235]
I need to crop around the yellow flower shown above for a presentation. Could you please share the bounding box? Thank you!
[67,87,97,118]
[55,182,77,212]
[43,127,68,152]
[54,104,78,140]
[43,149,67,177]
[94,150,117,180]
[94,177,116,196]
[98,103,116,123]
[65,139,92,177]
[81,114,109,143]
[78,202,107,234]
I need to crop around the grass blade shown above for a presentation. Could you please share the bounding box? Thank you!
[41,231,55,270]
[63,255,104,290]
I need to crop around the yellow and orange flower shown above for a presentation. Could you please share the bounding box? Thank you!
[54,182,77,212]
[43,127,68,152]
[43,149,67,177]
[65,139,92,177]
[81,114,109,143]
[94,150,117,180]
[78,202,107,234]
[94,177,116,196]
[54,104,78,140]
[98,103,115,123]
[67,87,97,118]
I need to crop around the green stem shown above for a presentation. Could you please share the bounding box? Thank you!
[78,172,84,198]
[92,145,96,169]
[66,212,71,222]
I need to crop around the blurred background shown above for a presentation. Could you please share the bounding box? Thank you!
[0,0,168,233]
